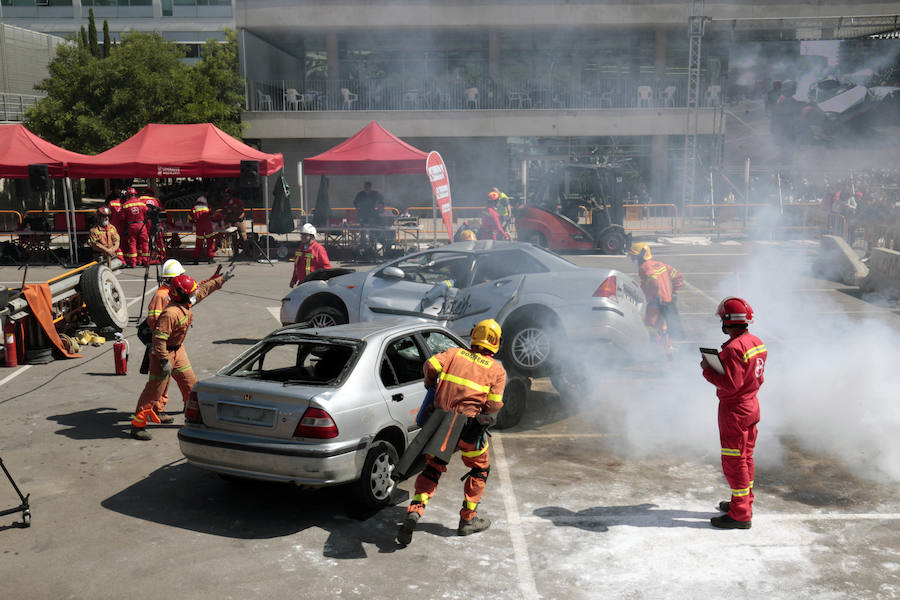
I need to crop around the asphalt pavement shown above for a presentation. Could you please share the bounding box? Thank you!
[1,239,899,599]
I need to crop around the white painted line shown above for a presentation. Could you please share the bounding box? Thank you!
[0,364,32,387]
[266,307,281,322]
[126,285,158,308]
[522,512,900,525]
[492,434,539,600]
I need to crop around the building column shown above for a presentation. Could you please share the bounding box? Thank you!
[327,31,339,109]
[651,135,669,205]
[489,30,500,81]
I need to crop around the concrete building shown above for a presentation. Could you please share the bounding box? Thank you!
[0,23,68,121]
[234,0,900,212]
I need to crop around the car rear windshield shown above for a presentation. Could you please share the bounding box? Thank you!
[222,337,362,386]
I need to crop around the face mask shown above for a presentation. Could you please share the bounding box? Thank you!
[101,219,110,226]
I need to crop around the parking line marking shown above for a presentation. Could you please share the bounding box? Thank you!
[0,365,32,387]
[492,434,539,600]
[266,307,281,322]
[126,285,158,308]
[500,432,619,439]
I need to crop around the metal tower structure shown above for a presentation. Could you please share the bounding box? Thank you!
[681,0,707,207]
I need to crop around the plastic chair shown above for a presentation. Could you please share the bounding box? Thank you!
[464,87,479,109]
[705,85,721,106]
[341,88,358,110]
[256,90,273,110]
[663,86,677,107]
[599,91,614,108]
[637,86,653,108]
[284,88,301,110]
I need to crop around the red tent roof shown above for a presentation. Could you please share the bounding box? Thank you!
[66,123,284,179]
[304,121,428,175]
[0,124,91,178]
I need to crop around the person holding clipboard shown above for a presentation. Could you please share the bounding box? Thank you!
[700,297,767,529]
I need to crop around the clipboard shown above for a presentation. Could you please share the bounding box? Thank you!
[700,347,725,374]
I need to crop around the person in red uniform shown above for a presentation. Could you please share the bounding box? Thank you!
[396,319,506,546]
[122,188,149,267]
[140,191,166,264]
[88,206,123,263]
[477,192,510,241]
[130,270,229,440]
[629,242,685,356]
[221,188,246,247]
[190,196,216,264]
[105,190,126,253]
[289,223,331,287]
[701,296,767,529]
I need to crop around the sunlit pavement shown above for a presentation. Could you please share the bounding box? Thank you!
[1,240,899,599]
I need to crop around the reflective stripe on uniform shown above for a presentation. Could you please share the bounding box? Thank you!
[487,393,503,403]
[648,265,668,279]
[148,373,169,382]
[412,493,430,505]
[176,314,190,326]
[438,372,490,394]
[721,447,741,457]
[174,364,192,373]
[464,500,478,511]
[155,331,170,339]
[742,344,767,363]
[460,443,489,458]
[428,356,443,373]
[731,487,751,497]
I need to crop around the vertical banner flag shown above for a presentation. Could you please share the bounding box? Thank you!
[426,151,454,240]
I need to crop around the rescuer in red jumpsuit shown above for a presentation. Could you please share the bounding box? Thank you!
[191,196,216,263]
[477,192,510,241]
[141,192,166,264]
[629,242,684,356]
[701,296,767,529]
[122,188,149,267]
[289,223,331,287]
[396,319,506,546]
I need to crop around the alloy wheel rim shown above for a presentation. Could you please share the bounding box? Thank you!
[511,327,550,368]
[369,452,395,500]
[310,313,337,328]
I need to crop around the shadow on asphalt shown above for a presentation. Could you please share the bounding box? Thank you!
[101,462,409,557]
[46,407,143,440]
[533,504,714,531]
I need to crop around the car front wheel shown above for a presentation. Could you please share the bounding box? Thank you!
[300,305,347,328]
[357,440,399,509]
[504,318,555,376]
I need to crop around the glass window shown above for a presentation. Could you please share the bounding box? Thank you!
[472,250,548,284]
[421,330,458,356]
[384,251,473,287]
[383,335,425,386]
[223,338,359,386]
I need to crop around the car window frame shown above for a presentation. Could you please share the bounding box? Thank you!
[376,250,475,288]
[380,333,428,389]
[471,248,550,283]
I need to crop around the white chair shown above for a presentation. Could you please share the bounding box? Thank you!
[663,86,677,107]
[341,88,358,110]
[464,87,479,109]
[256,90,273,111]
[284,88,301,110]
[705,85,722,106]
[637,86,653,108]
[599,91,614,108]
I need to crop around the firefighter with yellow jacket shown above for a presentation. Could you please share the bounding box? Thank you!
[130,270,229,440]
[396,319,506,545]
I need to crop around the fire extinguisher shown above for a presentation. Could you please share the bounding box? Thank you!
[113,333,129,375]
[3,317,17,368]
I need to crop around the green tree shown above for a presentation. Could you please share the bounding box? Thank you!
[26,30,244,154]
[80,26,88,50]
[87,9,100,58]
[102,20,111,59]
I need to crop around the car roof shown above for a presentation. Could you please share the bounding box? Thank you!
[270,318,459,343]
[433,240,534,254]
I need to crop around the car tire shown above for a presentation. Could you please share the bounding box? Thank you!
[357,440,399,509]
[597,229,627,255]
[525,230,548,248]
[550,365,591,401]
[502,315,556,377]
[495,376,529,430]
[300,305,347,328]
[80,264,128,330]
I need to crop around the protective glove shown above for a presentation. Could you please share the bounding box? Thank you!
[160,358,172,376]
[222,264,236,282]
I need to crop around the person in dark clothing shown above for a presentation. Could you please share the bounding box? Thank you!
[353,181,384,252]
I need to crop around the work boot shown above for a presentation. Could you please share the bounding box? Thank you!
[396,512,420,546]
[718,500,730,512]
[157,412,175,424]
[130,427,152,441]
[457,515,491,536]
[710,514,751,529]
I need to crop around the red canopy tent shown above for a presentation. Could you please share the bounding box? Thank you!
[65,123,284,178]
[304,121,428,175]
[0,123,90,178]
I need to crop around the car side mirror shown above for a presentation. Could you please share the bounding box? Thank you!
[381,266,405,279]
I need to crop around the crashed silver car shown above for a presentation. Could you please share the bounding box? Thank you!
[280,241,650,380]
[178,319,472,508]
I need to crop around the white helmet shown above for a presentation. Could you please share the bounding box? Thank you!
[196,196,208,205]
[301,223,317,236]
[161,259,185,279]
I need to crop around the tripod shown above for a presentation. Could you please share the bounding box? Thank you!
[0,457,31,527]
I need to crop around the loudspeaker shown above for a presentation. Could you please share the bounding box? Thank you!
[28,164,50,193]
[240,160,260,189]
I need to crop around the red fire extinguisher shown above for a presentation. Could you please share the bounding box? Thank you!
[113,333,129,375]
[3,317,17,368]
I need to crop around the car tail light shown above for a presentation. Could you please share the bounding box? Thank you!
[593,275,618,302]
[185,391,204,424]
[294,407,339,439]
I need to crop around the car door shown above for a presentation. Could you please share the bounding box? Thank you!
[362,250,474,320]
[378,333,428,429]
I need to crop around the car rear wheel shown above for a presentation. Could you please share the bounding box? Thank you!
[300,305,346,328]
[525,230,548,248]
[503,317,556,377]
[357,440,399,509]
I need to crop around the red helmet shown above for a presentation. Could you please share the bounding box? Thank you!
[169,273,198,303]
[96,206,111,219]
[716,296,754,326]
[123,187,138,198]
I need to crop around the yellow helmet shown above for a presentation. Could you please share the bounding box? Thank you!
[471,319,502,353]
[460,229,477,241]
[628,242,652,261]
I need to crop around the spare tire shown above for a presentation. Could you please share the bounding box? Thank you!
[80,264,128,330]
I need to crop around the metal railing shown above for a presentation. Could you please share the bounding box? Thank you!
[0,93,42,122]
[248,76,725,112]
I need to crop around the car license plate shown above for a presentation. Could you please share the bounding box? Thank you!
[218,402,276,427]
